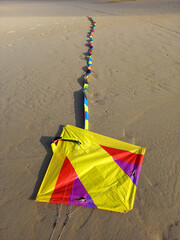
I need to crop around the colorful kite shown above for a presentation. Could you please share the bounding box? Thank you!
[36,17,146,214]
[36,125,145,213]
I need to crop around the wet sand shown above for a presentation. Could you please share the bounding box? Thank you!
[0,0,180,239]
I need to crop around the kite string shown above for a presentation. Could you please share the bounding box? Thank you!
[50,16,96,240]
[69,142,79,211]
[57,17,96,239]
[56,17,96,239]
[49,143,79,240]
[56,142,80,240]
[57,213,71,240]
[52,166,128,239]
[54,170,126,240]
[71,170,133,216]
[69,178,121,217]
[57,178,118,239]
[49,204,60,240]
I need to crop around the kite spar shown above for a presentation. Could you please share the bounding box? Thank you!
[35,16,146,239]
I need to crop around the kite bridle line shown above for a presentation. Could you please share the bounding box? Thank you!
[56,142,80,240]
[56,176,129,240]
[54,166,131,240]
[65,173,130,218]
[49,17,96,240]
[49,140,80,240]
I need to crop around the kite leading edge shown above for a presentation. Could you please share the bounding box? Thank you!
[36,17,146,214]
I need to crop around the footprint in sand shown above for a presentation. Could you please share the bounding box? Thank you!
[29,27,35,30]
[164,221,180,240]
[7,31,15,34]
[17,37,25,41]
[7,43,15,47]
[95,99,106,105]
[131,136,136,144]
[36,24,42,27]
[122,128,126,138]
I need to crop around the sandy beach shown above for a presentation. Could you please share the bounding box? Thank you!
[0,0,180,239]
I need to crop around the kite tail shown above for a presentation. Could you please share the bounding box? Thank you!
[83,17,96,131]
[49,17,96,240]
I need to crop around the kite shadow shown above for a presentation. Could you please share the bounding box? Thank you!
[74,88,84,129]
[30,17,94,199]
[30,125,64,200]
[73,24,92,128]
[74,52,90,128]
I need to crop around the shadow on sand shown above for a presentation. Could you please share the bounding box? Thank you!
[30,19,93,200]
[30,125,64,200]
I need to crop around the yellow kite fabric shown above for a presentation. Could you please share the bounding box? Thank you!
[36,125,146,213]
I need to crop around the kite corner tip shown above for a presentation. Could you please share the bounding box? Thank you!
[142,147,146,155]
